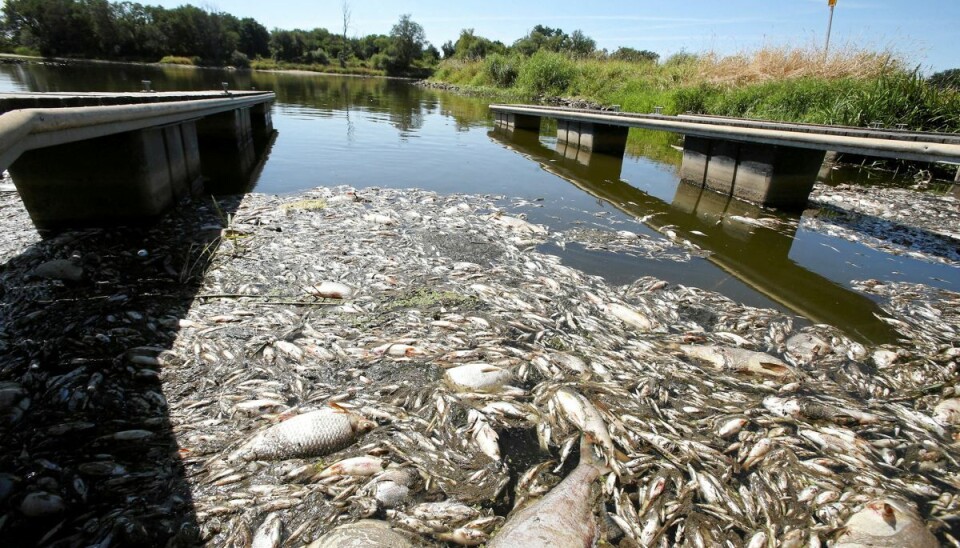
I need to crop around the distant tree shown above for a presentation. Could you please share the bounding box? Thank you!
[237,17,270,58]
[423,42,440,64]
[565,29,595,58]
[513,24,567,56]
[388,13,425,71]
[929,68,960,90]
[610,46,659,63]
[452,28,503,60]
[440,39,454,59]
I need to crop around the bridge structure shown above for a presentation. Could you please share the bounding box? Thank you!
[490,104,960,209]
[0,90,275,229]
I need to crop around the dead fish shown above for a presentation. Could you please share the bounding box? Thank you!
[553,387,618,468]
[932,398,960,426]
[231,408,375,461]
[307,519,417,548]
[305,281,353,299]
[251,513,283,548]
[607,303,656,331]
[444,364,512,393]
[763,396,880,424]
[679,345,794,378]
[468,410,501,462]
[316,456,384,478]
[31,259,83,282]
[488,438,608,547]
[20,491,65,517]
[835,499,938,547]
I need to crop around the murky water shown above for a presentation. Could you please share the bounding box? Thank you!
[1,61,956,343]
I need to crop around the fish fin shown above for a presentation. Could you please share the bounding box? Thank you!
[759,362,791,375]
[328,401,349,413]
[580,434,612,475]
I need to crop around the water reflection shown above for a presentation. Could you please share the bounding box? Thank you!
[489,127,900,343]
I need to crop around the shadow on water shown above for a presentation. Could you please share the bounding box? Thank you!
[0,126,274,546]
[488,127,901,344]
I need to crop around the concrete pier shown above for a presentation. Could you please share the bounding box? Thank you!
[10,122,204,228]
[0,91,275,229]
[489,104,960,210]
[679,136,826,208]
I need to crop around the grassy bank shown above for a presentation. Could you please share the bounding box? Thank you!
[432,46,960,132]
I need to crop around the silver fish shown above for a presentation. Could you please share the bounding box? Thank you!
[231,408,375,461]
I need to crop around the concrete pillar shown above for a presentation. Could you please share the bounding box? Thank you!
[679,136,710,188]
[496,112,541,132]
[180,121,203,193]
[251,102,274,152]
[9,128,177,229]
[577,123,629,156]
[197,107,256,194]
[680,136,825,210]
[704,139,741,196]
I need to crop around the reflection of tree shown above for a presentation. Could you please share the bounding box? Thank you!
[2,62,496,138]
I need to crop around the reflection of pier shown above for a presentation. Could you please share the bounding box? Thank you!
[489,127,898,343]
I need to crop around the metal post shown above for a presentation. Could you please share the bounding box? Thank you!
[824,2,836,58]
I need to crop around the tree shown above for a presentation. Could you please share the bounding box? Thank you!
[565,29,595,58]
[339,0,350,67]
[237,17,269,58]
[388,13,424,71]
[440,40,454,59]
[610,46,659,63]
[452,28,503,60]
[513,24,567,56]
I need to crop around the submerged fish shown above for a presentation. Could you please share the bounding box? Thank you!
[488,438,608,548]
[231,408,375,461]
[835,499,938,548]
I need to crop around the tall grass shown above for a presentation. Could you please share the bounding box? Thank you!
[430,44,960,132]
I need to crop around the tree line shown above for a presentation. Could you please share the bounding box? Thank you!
[0,0,433,74]
[441,25,660,64]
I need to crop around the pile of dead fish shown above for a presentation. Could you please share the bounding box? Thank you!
[806,183,960,264]
[0,186,957,547]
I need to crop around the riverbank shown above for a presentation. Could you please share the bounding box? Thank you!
[0,53,433,80]
[0,185,957,545]
[429,47,960,134]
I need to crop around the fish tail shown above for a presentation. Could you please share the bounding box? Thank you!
[580,434,612,474]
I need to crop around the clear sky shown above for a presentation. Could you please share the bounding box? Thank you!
[153,0,958,72]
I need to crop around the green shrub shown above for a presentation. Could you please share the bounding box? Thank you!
[673,84,719,114]
[516,50,576,95]
[13,46,41,57]
[159,55,196,65]
[228,50,250,68]
[306,48,329,65]
[485,53,519,87]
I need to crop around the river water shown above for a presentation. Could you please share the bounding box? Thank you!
[1,61,956,343]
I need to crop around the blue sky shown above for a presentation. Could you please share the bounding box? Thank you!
[159,0,957,71]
